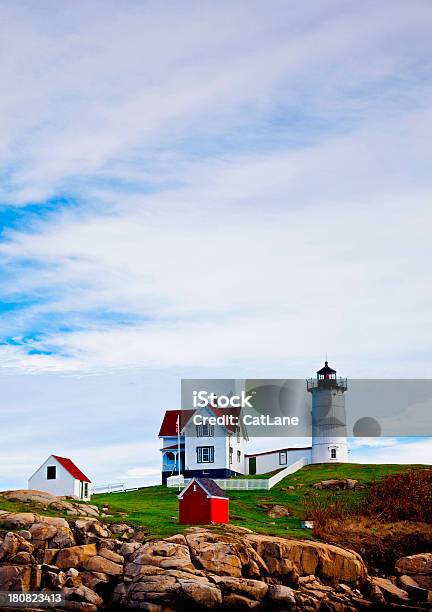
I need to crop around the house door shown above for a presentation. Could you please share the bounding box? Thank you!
[249,457,256,475]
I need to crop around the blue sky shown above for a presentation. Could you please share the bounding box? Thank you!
[0,0,432,489]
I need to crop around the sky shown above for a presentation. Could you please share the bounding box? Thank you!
[0,0,431,490]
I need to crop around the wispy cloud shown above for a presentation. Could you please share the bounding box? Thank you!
[0,1,431,486]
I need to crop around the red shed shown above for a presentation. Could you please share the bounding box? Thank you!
[178,478,229,525]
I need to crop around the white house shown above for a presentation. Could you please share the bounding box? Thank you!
[159,362,349,483]
[159,404,248,484]
[28,455,91,501]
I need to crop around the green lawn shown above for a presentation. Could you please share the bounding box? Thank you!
[90,463,427,539]
[1,464,427,540]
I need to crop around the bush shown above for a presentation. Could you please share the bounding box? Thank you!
[363,469,432,523]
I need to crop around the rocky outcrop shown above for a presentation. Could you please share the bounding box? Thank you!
[312,478,359,490]
[0,512,431,610]
[1,490,100,518]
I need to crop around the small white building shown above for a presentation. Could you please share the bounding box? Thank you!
[28,455,91,501]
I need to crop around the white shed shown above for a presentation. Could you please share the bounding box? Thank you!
[28,455,91,501]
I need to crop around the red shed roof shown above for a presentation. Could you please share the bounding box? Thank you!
[178,477,228,500]
[52,455,91,483]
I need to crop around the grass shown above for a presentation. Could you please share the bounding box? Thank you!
[89,463,427,539]
[1,464,428,541]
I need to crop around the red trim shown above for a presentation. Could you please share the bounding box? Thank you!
[245,446,311,458]
[52,455,91,483]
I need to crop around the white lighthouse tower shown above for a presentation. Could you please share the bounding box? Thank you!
[307,361,348,464]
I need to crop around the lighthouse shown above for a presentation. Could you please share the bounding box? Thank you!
[307,361,348,464]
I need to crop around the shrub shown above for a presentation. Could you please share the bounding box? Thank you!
[363,469,432,523]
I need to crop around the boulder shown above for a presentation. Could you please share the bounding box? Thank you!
[312,479,359,490]
[267,584,296,604]
[0,512,36,529]
[222,593,259,609]
[99,547,124,564]
[212,576,268,600]
[0,532,34,561]
[56,544,98,569]
[398,574,432,603]
[266,505,290,518]
[2,489,58,506]
[63,585,104,607]
[0,565,41,591]
[120,541,141,558]
[246,534,367,583]
[186,530,264,578]
[395,553,432,575]
[129,539,194,572]
[83,555,123,576]
[178,578,223,608]
[372,577,410,604]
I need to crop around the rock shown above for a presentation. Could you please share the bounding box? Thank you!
[38,515,69,528]
[56,544,98,569]
[120,541,141,558]
[399,574,432,602]
[63,585,104,607]
[222,593,260,609]
[0,512,36,529]
[312,479,358,490]
[246,534,366,583]
[164,534,187,545]
[99,547,124,564]
[80,571,110,592]
[372,577,410,604]
[8,551,35,564]
[50,526,76,549]
[186,530,259,578]
[83,555,123,576]
[0,532,32,560]
[18,530,32,540]
[29,523,59,546]
[178,578,223,608]
[110,523,133,535]
[0,565,34,591]
[266,505,290,518]
[267,584,296,604]
[213,576,268,600]
[2,489,58,506]
[129,539,194,572]
[43,548,60,564]
[396,553,432,575]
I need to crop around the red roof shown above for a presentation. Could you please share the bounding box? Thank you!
[52,455,91,483]
[159,406,240,437]
[158,410,194,436]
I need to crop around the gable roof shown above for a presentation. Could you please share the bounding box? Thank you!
[159,405,243,437]
[178,477,228,500]
[158,410,194,436]
[52,455,91,483]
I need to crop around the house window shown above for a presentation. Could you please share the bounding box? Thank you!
[47,466,56,480]
[229,447,233,465]
[330,448,337,459]
[279,452,287,465]
[237,450,241,462]
[196,424,214,437]
[84,482,89,498]
[196,446,214,463]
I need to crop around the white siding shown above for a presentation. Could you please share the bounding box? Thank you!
[28,456,91,500]
[248,448,311,474]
